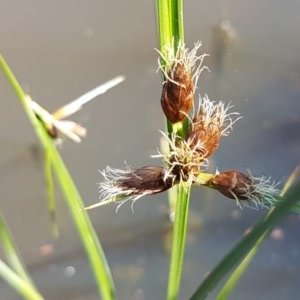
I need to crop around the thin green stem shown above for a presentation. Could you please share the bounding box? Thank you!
[167,185,191,300]
[156,0,173,55]
[171,0,184,50]
[156,1,190,299]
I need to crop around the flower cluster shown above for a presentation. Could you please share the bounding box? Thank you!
[86,42,279,210]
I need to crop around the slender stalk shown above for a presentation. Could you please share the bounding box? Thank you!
[156,0,173,56]
[167,185,191,300]
[0,53,116,300]
[171,0,184,50]
[156,1,190,299]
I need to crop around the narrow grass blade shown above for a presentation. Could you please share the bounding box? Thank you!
[215,165,300,300]
[44,148,59,237]
[190,180,300,300]
[0,210,37,287]
[0,260,44,300]
[0,52,116,300]
[47,145,116,299]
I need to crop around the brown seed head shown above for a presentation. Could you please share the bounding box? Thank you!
[85,165,174,210]
[209,170,252,200]
[208,170,279,209]
[161,63,194,123]
[158,41,208,123]
[186,96,240,158]
[117,166,173,195]
[187,110,221,158]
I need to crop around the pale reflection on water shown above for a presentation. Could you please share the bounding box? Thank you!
[0,1,300,299]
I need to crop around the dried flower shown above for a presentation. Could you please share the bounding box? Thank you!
[158,41,208,123]
[28,76,124,143]
[187,95,241,158]
[85,165,173,210]
[30,98,87,143]
[207,170,280,208]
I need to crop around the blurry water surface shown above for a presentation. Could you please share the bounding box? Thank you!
[0,1,300,299]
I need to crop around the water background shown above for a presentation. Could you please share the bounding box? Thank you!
[0,1,300,299]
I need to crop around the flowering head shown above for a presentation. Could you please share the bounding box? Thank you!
[85,165,173,210]
[158,41,208,123]
[208,170,280,208]
[160,63,194,123]
[187,95,241,158]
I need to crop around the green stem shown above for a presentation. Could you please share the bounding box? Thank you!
[171,0,184,50]
[167,185,191,300]
[156,0,173,54]
[156,1,189,299]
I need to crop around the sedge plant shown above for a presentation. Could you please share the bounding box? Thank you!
[1,2,300,300]
[86,1,299,300]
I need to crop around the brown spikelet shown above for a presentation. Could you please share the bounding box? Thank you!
[158,41,208,124]
[187,109,221,158]
[161,63,194,123]
[117,166,173,195]
[207,170,279,209]
[186,96,240,158]
[208,170,252,200]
